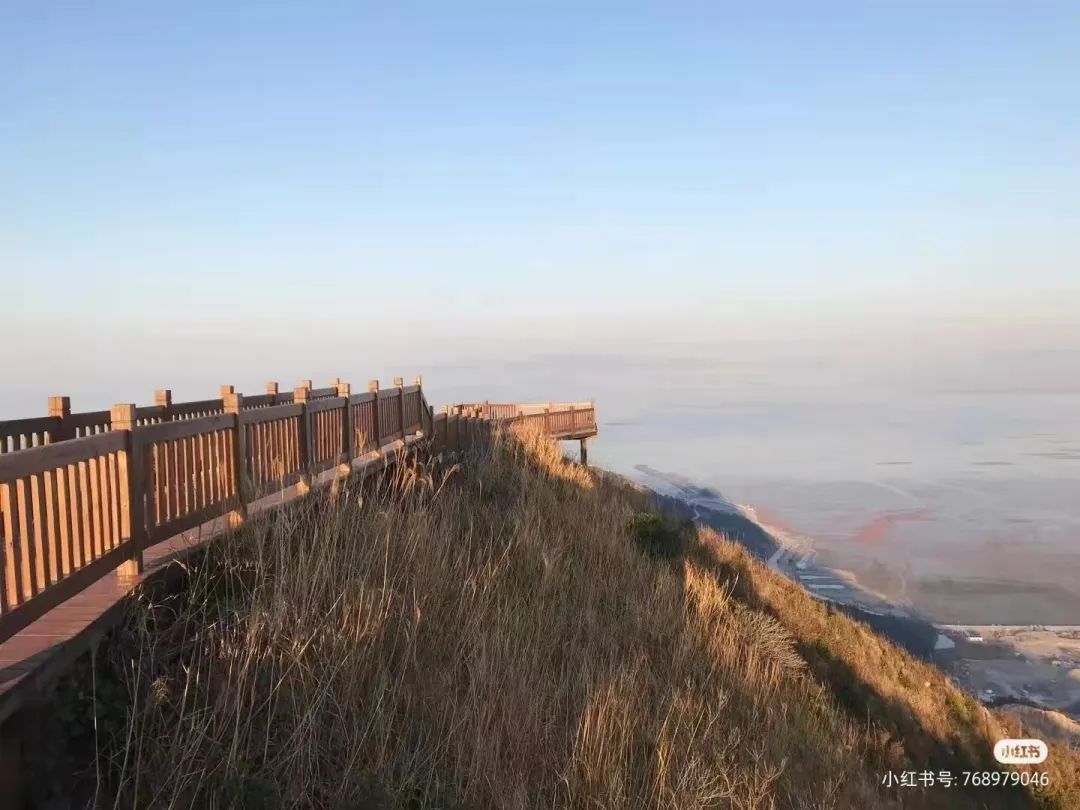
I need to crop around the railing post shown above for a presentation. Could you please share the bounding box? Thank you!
[394,377,406,441]
[568,404,574,435]
[48,396,72,442]
[154,389,173,423]
[442,406,453,453]
[266,381,279,405]
[294,386,313,494]
[369,380,380,450]
[300,379,312,392]
[110,404,144,577]
[223,393,247,526]
[337,381,352,467]
[413,376,424,436]
[544,407,551,434]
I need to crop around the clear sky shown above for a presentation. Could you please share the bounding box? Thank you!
[2,2,1079,412]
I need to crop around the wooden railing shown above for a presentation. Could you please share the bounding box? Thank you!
[0,382,595,645]
[0,381,331,454]
[454,401,597,438]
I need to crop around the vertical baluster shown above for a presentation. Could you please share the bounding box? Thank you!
[54,466,72,578]
[1,482,20,608]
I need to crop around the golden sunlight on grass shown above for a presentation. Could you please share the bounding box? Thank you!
[60,426,1078,808]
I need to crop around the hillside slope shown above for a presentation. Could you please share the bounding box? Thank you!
[30,427,1080,808]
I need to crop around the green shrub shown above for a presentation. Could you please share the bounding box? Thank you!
[628,511,688,560]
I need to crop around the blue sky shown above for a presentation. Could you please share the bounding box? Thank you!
[2,2,1079,411]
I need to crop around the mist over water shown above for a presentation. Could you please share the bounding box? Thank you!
[2,318,1077,625]
[431,339,1080,626]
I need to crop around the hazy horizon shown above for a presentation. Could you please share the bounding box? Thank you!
[4,4,1078,623]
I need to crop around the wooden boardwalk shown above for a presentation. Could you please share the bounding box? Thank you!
[0,439,419,725]
[0,386,596,734]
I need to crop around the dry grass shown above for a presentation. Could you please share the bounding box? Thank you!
[77,425,1078,809]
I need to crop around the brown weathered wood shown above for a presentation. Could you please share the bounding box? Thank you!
[135,413,233,444]
[77,460,92,567]
[368,380,381,452]
[0,542,134,644]
[293,387,312,494]
[0,377,596,660]
[223,394,246,526]
[53,467,71,578]
[111,404,144,577]
[29,473,48,592]
[13,479,32,600]
[155,389,173,423]
[67,464,84,570]
[48,397,72,442]
[0,416,60,454]
[307,397,346,415]
[168,398,222,419]
[88,455,103,561]
[67,410,111,436]
[0,433,125,481]
[196,431,207,508]
[1,483,17,610]
[42,470,60,582]
[182,435,193,515]
[239,403,303,425]
[392,378,404,441]
[338,383,352,464]
[100,453,114,551]
[162,440,173,523]
[147,498,239,545]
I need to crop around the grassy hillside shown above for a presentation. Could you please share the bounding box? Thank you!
[30,427,1080,808]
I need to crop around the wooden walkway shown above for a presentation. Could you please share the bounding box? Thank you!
[0,436,420,726]
[0,390,596,730]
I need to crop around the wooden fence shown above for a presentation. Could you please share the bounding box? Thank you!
[454,401,597,438]
[0,381,596,645]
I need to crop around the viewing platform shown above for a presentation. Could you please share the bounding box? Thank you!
[0,379,596,791]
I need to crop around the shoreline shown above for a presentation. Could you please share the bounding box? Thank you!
[629,464,1080,721]
[630,464,942,658]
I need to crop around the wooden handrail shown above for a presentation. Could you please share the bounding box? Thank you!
[0,380,596,645]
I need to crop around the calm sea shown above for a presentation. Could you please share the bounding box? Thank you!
[435,349,1080,625]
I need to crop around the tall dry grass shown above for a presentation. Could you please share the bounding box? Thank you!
[77,425,1076,809]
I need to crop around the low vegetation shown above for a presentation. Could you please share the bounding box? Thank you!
[30,426,1080,808]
